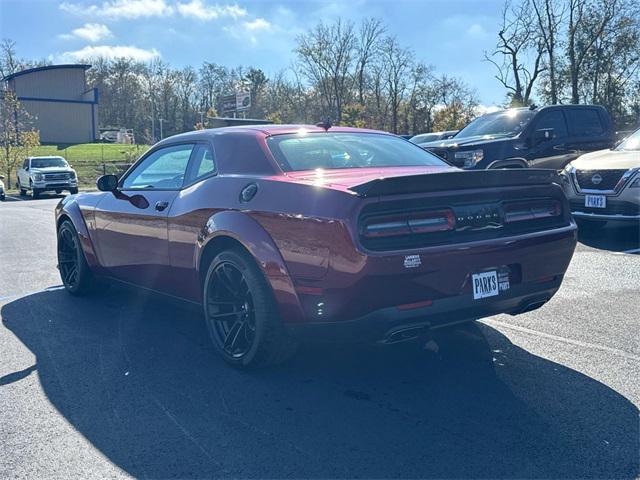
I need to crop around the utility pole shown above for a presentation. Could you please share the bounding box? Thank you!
[198,111,205,127]
[150,115,155,143]
[159,118,165,140]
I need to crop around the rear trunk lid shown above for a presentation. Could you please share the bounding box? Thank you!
[349,169,570,252]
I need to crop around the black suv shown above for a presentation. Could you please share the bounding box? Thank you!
[421,105,615,170]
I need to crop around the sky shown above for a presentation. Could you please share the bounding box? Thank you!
[0,0,508,106]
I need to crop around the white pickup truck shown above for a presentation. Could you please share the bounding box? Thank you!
[16,156,78,198]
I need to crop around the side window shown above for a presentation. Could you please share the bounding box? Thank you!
[566,109,604,136]
[535,110,568,138]
[122,144,194,190]
[185,144,216,184]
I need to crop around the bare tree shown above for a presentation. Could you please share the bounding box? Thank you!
[566,0,618,103]
[485,0,546,105]
[295,19,356,122]
[532,0,565,103]
[354,18,385,106]
[0,90,40,187]
[381,36,413,133]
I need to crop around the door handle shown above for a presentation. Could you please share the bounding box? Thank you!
[155,201,169,212]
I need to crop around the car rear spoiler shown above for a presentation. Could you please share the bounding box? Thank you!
[348,169,562,197]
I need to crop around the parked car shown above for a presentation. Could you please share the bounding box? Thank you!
[0,175,5,201]
[410,130,458,145]
[421,105,615,170]
[17,156,78,198]
[560,126,640,228]
[55,125,577,368]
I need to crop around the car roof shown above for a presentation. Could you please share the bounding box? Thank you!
[154,124,393,147]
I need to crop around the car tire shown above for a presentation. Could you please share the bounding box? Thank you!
[32,188,40,199]
[69,187,79,194]
[57,220,96,296]
[203,248,297,368]
[0,193,5,201]
[18,181,27,196]
[576,219,607,231]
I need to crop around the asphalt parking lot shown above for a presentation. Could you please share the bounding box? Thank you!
[1,194,639,479]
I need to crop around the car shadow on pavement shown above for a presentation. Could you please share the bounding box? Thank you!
[578,223,639,252]
[2,287,638,479]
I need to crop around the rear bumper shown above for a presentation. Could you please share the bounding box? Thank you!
[288,276,562,343]
[289,223,577,326]
[572,210,640,222]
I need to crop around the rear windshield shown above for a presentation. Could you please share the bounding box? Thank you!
[30,157,68,168]
[267,132,447,172]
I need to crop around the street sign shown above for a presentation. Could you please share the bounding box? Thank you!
[236,92,251,111]
[221,92,251,113]
[221,94,237,113]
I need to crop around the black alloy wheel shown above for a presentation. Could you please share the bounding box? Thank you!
[58,224,80,288]
[203,249,297,368]
[206,261,257,359]
[57,221,94,295]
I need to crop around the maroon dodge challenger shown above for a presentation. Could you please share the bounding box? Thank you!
[55,125,577,367]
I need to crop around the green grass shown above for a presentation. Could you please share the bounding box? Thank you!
[32,143,149,163]
[29,143,150,187]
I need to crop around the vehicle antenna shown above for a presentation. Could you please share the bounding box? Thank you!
[315,118,332,131]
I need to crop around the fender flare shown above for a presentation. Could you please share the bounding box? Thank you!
[486,158,529,169]
[196,210,304,323]
[56,198,100,268]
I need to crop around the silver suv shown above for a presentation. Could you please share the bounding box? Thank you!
[16,156,78,198]
[560,127,640,229]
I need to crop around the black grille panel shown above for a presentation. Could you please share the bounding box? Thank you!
[44,173,70,181]
[574,169,626,190]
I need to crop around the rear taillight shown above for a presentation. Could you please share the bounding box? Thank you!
[362,209,455,238]
[504,200,561,223]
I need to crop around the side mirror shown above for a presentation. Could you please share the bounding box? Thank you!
[534,128,555,145]
[97,174,118,192]
[25,166,29,171]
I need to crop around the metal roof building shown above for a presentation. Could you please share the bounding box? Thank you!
[3,64,98,144]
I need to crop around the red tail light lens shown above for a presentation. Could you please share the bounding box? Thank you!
[363,209,455,238]
[504,200,561,223]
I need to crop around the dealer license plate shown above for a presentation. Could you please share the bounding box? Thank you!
[585,195,606,208]
[472,271,499,300]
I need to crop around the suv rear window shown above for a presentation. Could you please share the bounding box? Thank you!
[267,132,447,172]
[566,109,604,136]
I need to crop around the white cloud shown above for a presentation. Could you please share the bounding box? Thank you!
[60,23,113,42]
[61,45,160,61]
[60,0,173,19]
[176,0,247,20]
[466,23,488,37]
[243,18,270,31]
